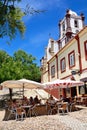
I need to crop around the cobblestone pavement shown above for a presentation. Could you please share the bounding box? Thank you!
[57,115,87,130]
[56,105,87,130]
[0,106,87,130]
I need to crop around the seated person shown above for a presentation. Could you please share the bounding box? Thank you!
[47,95,56,104]
[46,95,57,114]
[63,97,70,103]
[23,96,27,100]
[23,96,29,105]
[29,96,34,105]
[59,95,64,102]
[34,95,41,104]
[11,99,17,112]
[69,97,75,104]
[59,95,69,102]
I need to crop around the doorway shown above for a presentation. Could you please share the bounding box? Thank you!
[71,87,77,97]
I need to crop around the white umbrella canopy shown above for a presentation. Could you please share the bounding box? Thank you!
[1,78,43,89]
[1,80,22,89]
[17,79,43,89]
[43,79,84,89]
[1,79,44,99]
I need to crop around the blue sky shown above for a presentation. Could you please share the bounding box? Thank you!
[0,0,87,66]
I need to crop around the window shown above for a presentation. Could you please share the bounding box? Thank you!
[79,84,87,94]
[51,65,55,78]
[58,42,62,50]
[60,57,66,72]
[74,20,78,27]
[68,51,75,68]
[65,38,67,44]
[62,22,65,31]
[51,42,54,52]
[84,41,87,60]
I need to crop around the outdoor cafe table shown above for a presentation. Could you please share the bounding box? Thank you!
[3,104,48,120]
[3,105,33,120]
[21,105,33,116]
[22,104,48,116]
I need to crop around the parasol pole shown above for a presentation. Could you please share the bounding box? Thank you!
[23,83,24,99]
[9,88,12,100]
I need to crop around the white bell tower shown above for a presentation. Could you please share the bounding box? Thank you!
[58,9,85,49]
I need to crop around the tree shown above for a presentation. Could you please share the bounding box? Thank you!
[13,50,41,81]
[0,0,25,41]
[0,0,45,42]
[0,50,41,83]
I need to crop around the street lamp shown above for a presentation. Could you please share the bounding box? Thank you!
[71,69,81,76]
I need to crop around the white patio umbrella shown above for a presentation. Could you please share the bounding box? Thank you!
[42,79,84,98]
[1,79,43,89]
[1,78,43,98]
[43,79,84,89]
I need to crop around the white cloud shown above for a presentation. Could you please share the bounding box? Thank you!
[17,0,67,13]
[27,0,66,10]
[16,0,67,22]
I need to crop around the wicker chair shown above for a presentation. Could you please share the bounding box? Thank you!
[58,102,69,115]
[4,108,16,120]
[27,104,38,117]
[16,107,26,121]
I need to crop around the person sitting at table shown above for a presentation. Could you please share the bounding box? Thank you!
[29,96,34,105]
[69,97,74,104]
[59,95,70,102]
[63,96,71,103]
[23,96,29,105]
[47,95,56,104]
[46,95,57,114]
[59,95,64,102]
[11,99,17,112]
[34,95,41,104]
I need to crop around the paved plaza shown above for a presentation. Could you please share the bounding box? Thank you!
[0,105,87,130]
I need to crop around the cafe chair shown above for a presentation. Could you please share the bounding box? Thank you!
[58,102,69,115]
[70,102,76,112]
[28,104,38,117]
[16,107,26,121]
[5,108,16,120]
[46,101,57,115]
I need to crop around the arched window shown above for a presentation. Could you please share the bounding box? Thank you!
[74,20,78,27]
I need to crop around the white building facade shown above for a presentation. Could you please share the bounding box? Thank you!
[40,9,87,98]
